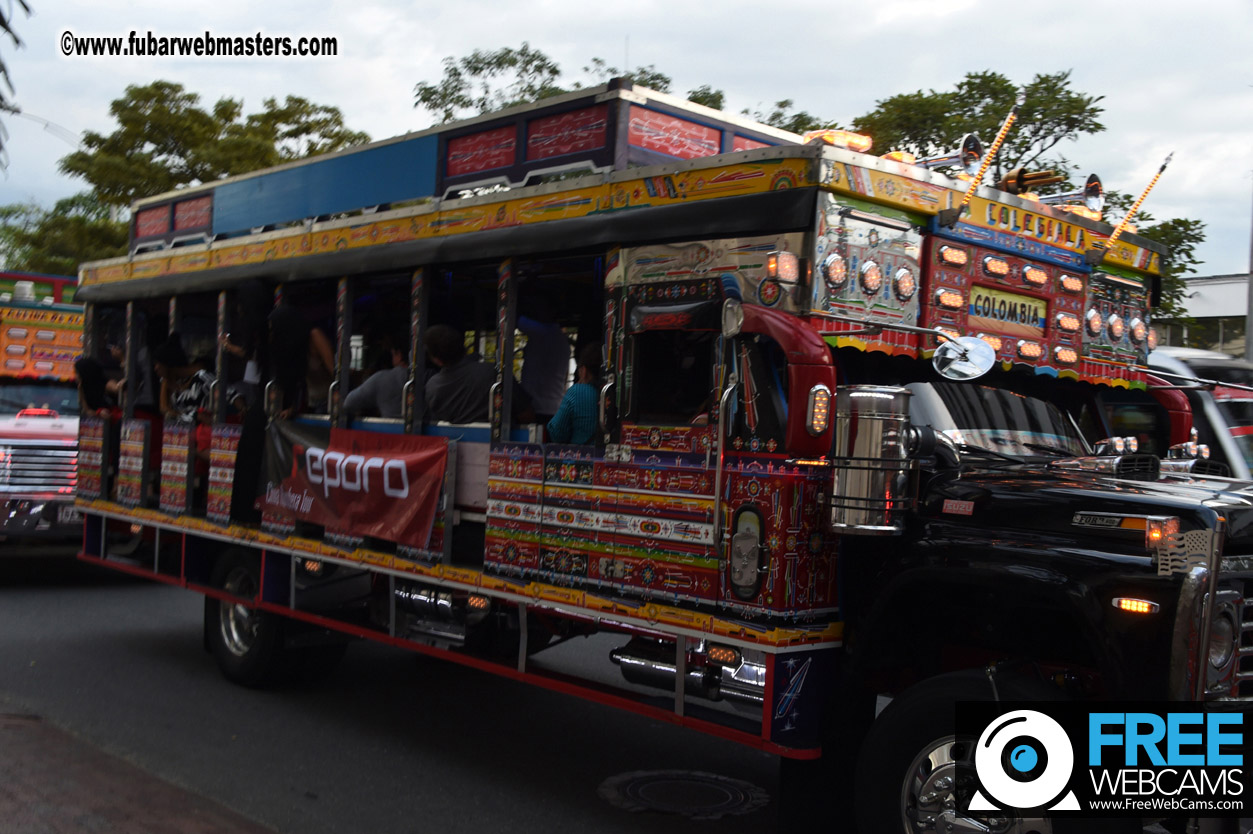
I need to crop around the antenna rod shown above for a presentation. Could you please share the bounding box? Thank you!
[1085,152,1173,265]
[937,90,1025,227]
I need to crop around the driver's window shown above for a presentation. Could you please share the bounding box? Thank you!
[629,330,716,424]
[727,334,787,449]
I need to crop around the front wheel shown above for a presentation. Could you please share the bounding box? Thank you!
[204,552,285,687]
[854,670,1140,834]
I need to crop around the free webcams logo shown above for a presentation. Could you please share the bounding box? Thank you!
[969,709,1080,812]
[960,703,1248,819]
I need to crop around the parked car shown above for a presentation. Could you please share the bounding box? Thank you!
[1148,346,1253,479]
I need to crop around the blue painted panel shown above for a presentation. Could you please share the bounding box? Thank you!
[212,135,439,236]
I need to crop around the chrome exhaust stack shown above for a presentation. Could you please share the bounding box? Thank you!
[827,385,917,535]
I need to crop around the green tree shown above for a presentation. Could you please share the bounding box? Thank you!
[743,99,831,135]
[415,45,726,125]
[0,0,31,165]
[1101,191,1203,320]
[415,43,565,124]
[0,192,126,275]
[581,57,672,93]
[59,81,369,208]
[853,70,1104,185]
[686,85,725,111]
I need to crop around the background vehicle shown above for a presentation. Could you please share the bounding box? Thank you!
[74,81,1246,831]
[0,273,81,542]
[1149,346,1253,479]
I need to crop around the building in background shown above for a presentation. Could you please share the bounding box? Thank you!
[1159,273,1249,357]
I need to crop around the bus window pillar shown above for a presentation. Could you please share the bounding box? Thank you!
[330,277,352,429]
[492,258,517,443]
[404,267,428,434]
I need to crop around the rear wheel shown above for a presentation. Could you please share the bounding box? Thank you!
[205,552,285,687]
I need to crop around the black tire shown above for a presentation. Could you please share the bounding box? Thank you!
[854,670,1141,834]
[204,552,286,688]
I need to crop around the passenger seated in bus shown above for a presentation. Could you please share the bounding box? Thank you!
[153,334,215,424]
[306,323,335,413]
[424,324,535,424]
[268,304,310,418]
[546,343,601,445]
[73,357,117,417]
[219,279,271,410]
[517,295,571,423]
[343,329,407,419]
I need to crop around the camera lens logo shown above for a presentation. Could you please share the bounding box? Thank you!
[968,709,1081,812]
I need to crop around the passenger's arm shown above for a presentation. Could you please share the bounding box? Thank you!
[310,327,335,375]
[547,393,574,442]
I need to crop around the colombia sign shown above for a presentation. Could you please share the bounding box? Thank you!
[263,421,448,550]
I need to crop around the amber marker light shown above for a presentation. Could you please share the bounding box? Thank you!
[935,289,964,310]
[1145,516,1181,548]
[802,129,874,153]
[939,246,969,267]
[1060,274,1084,294]
[1017,341,1043,360]
[882,150,917,164]
[467,594,490,610]
[807,385,831,435]
[1147,328,1160,350]
[1130,318,1147,344]
[767,251,800,283]
[1056,313,1081,333]
[1023,266,1048,287]
[983,256,1010,277]
[1054,346,1078,364]
[1113,597,1160,615]
[707,644,742,665]
[978,333,1003,351]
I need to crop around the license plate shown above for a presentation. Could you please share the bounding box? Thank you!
[56,505,81,526]
[967,285,1047,339]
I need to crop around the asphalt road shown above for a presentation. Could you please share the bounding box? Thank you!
[2,557,1246,834]
[0,557,784,834]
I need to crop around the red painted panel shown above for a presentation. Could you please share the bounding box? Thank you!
[446,126,517,177]
[173,195,212,231]
[732,136,770,152]
[134,205,170,239]
[627,106,720,160]
[527,104,608,160]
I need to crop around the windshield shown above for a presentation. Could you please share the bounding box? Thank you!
[907,381,1088,458]
[0,383,78,417]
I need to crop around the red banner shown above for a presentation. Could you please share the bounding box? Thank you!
[263,422,448,550]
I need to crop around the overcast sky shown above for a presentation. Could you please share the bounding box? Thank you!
[3,0,1251,280]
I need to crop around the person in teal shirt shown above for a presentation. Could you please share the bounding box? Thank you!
[547,343,601,445]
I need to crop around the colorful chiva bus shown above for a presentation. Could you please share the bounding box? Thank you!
[74,80,1170,777]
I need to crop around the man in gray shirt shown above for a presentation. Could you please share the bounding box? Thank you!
[343,344,408,419]
[424,324,533,424]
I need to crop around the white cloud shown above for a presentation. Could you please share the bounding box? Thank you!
[1,0,1250,279]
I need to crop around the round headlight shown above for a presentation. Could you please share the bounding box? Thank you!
[1108,314,1125,341]
[893,267,916,302]
[823,253,848,290]
[1085,308,1103,337]
[1210,614,1236,670]
[860,261,883,295]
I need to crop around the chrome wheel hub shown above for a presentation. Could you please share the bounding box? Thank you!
[219,566,260,658]
[902,735,1051,834]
